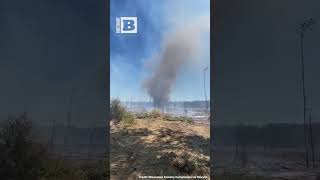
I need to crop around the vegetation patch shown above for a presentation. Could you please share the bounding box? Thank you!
[0,113,107,180]
[0,114,47,180]
[111,98,136,125]
[40,159,83,180]
[40,159,107,180]
[164,115,193,124]
[149,109,162,118]
[121,112,136,125]
[170,152,208,175]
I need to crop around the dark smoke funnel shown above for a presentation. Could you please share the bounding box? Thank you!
[143,17,209,108]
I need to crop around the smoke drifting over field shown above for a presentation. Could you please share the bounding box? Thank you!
[143,17,209,108]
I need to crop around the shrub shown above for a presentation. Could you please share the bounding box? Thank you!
[40,158,108,180]
[82,160,107,180]
[110,98,127,123]
[150,109,161,118]
[110,99,136,124]
[40,158,83,180]
[182,117,194,124]
[171,152,208,175]
[0,113,47,180]
[164,115,193,124]
[136,109,161,119]
[135,112,149,119]
[121,112,136,124]
[0,113,108,180]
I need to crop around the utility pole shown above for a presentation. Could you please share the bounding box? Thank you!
[299,18,315,168]
[308,110,315,168]
[49,118,56,152]
[64,86,75,147]
[203,67,209,114]
[88,128,94,156]
[131,96,133,112]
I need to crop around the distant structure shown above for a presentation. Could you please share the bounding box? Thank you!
[203,67,209,114]
[64,86,74,147]
[299,17,315,168]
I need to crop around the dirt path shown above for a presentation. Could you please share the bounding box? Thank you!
[110,118,210,179]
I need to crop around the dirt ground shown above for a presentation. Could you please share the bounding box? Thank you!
[110,117,210,180]
[214,147,320,180]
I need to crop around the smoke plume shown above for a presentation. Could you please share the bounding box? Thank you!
[143,16,209,108]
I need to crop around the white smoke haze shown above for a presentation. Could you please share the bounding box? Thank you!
[143,16,210,108]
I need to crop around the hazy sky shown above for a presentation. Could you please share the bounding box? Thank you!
[215,0,320,125]
[110,0,210,102]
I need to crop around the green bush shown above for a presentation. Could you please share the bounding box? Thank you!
[121,112,136,124]
[110,99,136,124]
[110,98,127,123]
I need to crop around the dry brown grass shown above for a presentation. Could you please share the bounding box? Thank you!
[110,117,210,179]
